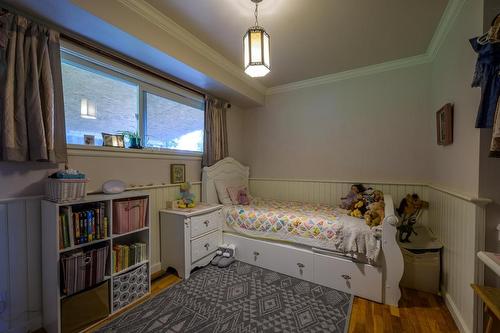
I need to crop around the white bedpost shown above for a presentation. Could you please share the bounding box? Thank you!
[381,194,404,306]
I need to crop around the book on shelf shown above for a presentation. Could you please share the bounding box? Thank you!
[112,242,147,273]
[59,202,109,250]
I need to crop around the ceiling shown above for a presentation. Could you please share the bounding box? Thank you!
[146,0,449,87]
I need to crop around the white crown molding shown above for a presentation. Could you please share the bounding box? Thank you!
[266,0,466,95]
[425,0,467,61]
[117,0,267,95]
[118,0,466,97]
[266,53,431,95]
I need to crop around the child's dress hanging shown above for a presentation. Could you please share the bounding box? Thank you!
[469,38,500,128]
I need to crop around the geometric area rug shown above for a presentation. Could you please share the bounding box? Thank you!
[96,261,353,333]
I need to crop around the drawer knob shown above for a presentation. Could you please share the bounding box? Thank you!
[204,243,210,250]
[341,274,351,280]
[297,263,305,268]
[203,220,209,226]
[253,251,260,256]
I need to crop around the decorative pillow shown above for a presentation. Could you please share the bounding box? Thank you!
[227,185,250,204]
[215,178,248,205]
[215,181,233,205]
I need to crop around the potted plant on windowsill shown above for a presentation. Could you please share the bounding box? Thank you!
[119,131,143,149]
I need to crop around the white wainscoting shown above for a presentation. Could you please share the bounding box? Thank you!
[0,197,43,333]
[425,186,486,333]
[249,178,427,207]
[0,182,200,333]
[248,178,487,333]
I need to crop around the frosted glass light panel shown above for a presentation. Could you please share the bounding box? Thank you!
[145,92,204,152]
[244,27,270,77]
[61,59,139,145]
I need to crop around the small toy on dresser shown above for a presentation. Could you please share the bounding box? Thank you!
[397,194,429,242]
[176,182,196,209]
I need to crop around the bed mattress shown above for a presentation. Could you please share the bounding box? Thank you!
[222,198,382,262]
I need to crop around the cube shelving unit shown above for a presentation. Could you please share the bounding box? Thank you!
[41,191,151,333]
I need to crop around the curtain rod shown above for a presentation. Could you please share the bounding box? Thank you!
[0,2,207,99]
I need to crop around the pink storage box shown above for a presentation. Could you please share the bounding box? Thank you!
[113,197,148,234]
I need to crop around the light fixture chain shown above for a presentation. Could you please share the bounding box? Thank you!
[254,2,259,26]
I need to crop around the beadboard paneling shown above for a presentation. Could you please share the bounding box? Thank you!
[0,198,43,333]
[249,178,427,207]
[426,187,485,333]
[0,183,200,333]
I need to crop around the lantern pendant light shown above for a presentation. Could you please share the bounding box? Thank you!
[243,0,270,77]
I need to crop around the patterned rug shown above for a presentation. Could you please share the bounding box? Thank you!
[97,261,353,333]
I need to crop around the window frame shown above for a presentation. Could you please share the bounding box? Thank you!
[61,41,205,157]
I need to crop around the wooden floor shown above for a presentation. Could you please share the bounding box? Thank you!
[81,270,459,333]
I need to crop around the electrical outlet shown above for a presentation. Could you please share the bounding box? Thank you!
[0,290,7,315]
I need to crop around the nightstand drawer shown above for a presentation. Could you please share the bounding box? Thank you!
[191,230,221,263]
[190,210,221,238]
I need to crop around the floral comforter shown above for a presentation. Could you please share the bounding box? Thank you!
[223,198,381,262]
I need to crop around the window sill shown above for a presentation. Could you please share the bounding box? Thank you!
[67,144,203,160]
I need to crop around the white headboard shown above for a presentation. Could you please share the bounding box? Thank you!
[202,157,250,204]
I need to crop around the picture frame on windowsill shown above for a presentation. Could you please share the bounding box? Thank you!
[102,133,125,148]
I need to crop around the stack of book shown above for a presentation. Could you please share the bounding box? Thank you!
[112,243,147,273]
[59,203,109,249]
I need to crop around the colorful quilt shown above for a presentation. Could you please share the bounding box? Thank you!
[223,198,382,261]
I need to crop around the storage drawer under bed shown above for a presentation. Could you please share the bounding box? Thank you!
[224,232,383,303]
[313,252,382,303]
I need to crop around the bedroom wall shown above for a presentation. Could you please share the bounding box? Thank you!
[429,0,483,197]
[239,63,432,183]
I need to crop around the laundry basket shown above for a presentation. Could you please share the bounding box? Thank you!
[46,178,88,203]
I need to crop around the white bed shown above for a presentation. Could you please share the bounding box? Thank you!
[202,157,404,306]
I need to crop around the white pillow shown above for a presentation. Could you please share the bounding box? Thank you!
[215,178,246,205]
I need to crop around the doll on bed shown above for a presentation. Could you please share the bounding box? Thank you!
[340,184,366,210]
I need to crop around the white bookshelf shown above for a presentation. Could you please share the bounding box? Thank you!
[41,191,151,333]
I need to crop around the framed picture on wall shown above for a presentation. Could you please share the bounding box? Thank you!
[436,103,453,146]
[170,164,186,184]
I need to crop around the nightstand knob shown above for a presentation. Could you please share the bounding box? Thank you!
[204,243,210,250]
[297,263,305,268]
[253,251,260,256]
[203,220,209,226]
[341,274,351,280]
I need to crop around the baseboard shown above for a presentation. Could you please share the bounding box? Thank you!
[150,262,162,275]
[443,292,470,333]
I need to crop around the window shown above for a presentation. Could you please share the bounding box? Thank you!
[61,44,205,153]
[145,92,204,151]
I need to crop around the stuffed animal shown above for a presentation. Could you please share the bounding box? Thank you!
[340,184,366,210]
[177,182,196,208]
[363,189,384,205]
[237,189,250,205]
[349,199,367,218]
[364,200,385,227]
[396,193,429,242]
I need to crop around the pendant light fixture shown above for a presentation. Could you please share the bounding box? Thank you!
[243,0,270,77]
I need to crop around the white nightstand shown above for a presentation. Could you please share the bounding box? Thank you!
[160,203,223,279]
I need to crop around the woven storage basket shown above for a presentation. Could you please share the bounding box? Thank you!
[46,178,88,203]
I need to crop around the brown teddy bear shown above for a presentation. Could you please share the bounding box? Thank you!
[364,200,385,227]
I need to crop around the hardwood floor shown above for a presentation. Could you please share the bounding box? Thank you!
[82,270,459,333]
[348,288,458,333]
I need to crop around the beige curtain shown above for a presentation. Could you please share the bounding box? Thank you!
[202,96,228,167]
[0,11,67,162]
